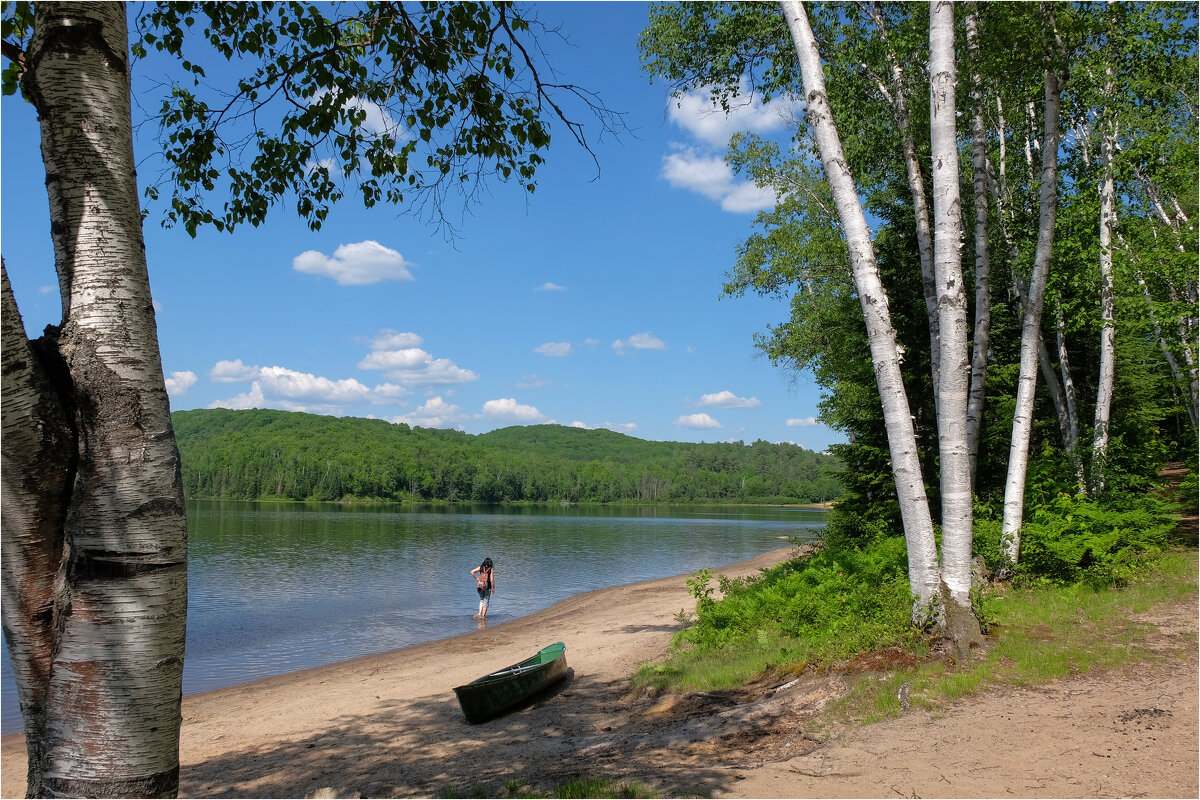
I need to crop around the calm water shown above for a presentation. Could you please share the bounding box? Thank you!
[1,500,825,733]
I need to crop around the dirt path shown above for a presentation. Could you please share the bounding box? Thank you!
[2,544,1196,799]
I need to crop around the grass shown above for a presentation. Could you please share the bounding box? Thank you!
[830,548,1198,725]
[631,546,1195,730]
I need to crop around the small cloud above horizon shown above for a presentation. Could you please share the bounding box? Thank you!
[675,412,721,429]
[786,417,820,427]
[165,371,198,397]
[613,332,667,354]
[667,80,802,148]
[697,390,761,409]
[357,329,478,386]
[536,282,567,291]
[293,240,414,285]
[392,395,462,428]
[535,341,574,357]
[482,397,551,423]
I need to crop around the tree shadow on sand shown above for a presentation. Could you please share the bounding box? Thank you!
[181,669,746,798]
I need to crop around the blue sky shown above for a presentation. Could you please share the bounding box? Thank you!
[1,2,840,451]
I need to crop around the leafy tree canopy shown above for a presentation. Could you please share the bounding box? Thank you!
[3,1,625,236]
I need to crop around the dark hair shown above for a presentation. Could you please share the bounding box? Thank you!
[481,557,493,570]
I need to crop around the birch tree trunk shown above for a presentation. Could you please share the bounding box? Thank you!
[1,4,187,796]
[863,1,942,400]
[1091,63,1117,495]
[1001,59,1063,565]
[928,0,976,630]
[1053,303,1087,491]
[964,3,993,490]
[781,0,942,616]
[990,144,1079,462]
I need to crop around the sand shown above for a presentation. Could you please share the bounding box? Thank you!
[2,544,1196,799]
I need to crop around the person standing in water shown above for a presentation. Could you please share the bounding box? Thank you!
[471,557,495,620]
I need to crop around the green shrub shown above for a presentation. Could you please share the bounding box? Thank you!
[675,536,917,663]
[1007,494,1175,588]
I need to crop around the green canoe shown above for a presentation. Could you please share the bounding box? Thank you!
[453,642,569,723]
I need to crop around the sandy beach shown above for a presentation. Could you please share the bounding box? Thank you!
[2,543,1196,798]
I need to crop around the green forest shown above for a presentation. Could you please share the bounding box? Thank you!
[172,408,844,504]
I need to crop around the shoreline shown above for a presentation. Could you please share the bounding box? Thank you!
[1,545,799,798]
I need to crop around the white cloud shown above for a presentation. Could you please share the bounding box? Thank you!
[311,90,399,137]
[368,383,412,403]
[676,413,722,429]
[613,332,667,354]
[482,398,550,423]
[208,358,410,413]
[393,396,462,428]
[358,330,478,386]
[698,390,762,409]
[667,81,801,147]
[786,417,820,427]
[306,157,342,178]
[658,79,797,214]
[210,382,266,411]
[293,240,415,286]
[661,147,777,214]
[256,366,372,406]
[534,341,573,357]
[661,149,734,201]
[536,282,567,291]
[210,359,261,383]
[584,338,601,348]
[567,421,638,434]
[164,371,198,396]
[370,329,424,350]
[720,181,779,213]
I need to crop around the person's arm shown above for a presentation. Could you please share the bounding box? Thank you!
[471,566,480,580]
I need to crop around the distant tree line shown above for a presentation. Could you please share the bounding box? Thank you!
[172,409,844,504]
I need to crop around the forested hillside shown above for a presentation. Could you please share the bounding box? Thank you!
[172,409,843,504]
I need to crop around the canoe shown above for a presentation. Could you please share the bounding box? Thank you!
[453,641,569,723]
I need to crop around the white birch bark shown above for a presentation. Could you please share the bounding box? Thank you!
[1,4,188,796]
[863,1,942,400]
[1009,266,1078,456]
[781,0,941,613]
[1001,61,1063,565]
[1091,60,1117,494]
[964,4,993,489]
[928,0,973,608]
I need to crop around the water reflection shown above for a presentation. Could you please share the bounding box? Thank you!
[1,501,824,733]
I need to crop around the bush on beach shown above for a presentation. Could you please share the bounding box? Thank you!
[637,482,1187,694]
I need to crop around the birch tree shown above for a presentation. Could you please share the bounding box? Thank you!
[1000,7,1064,564]
[2,3,617,795]
[779,0,942,616]
[2,5,188,796]
[1091,54,1117,495]
[927,0,974,615]
[963,3,993,489]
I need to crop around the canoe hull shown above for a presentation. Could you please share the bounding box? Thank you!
[453,642,568,724]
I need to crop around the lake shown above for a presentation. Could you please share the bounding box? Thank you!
[1,500,826,734]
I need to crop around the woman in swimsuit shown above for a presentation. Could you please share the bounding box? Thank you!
[471,557,495,620]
